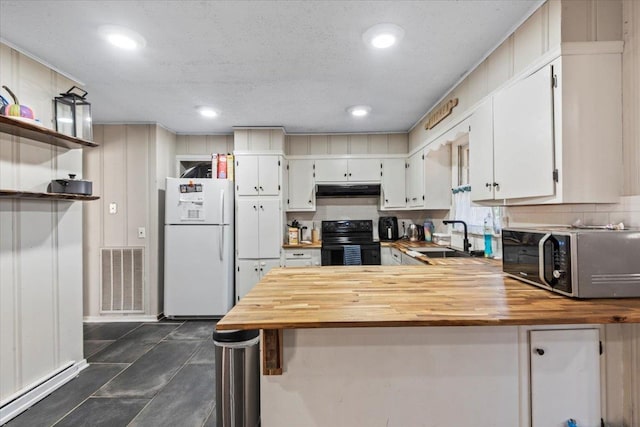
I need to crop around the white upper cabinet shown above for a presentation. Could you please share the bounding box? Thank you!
[381,158,406,209]
[315,158,380,182]
[469,48,622,205]
[493,65,555,200]
[404,146,451,210]
[469,98,495,202]
[315,159,348,182]
[347,158,381,182]
[405,150,424,208]
[423,144,452,209]
[235,154,281,196]
[286,159,315,211]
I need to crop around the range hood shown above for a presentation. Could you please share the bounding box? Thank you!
[315,183,381,198]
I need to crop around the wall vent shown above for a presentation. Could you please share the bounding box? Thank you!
[100,248,144,313]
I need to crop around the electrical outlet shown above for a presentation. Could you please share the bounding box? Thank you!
[138,227,146,239]
[109,203,117,214]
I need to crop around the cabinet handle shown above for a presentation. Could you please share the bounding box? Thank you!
[293,253,304,256]
[254,267,258,271]
[260,205,264,210]
[493,182,499,191]
[254,186,258,191]
[534,348,545,356]
[344,173,347,177]
[485,183,491,188]
[385,199,389,202]
[412,197,417,201]
[308,200,312,204]
[253,205,257,210]
[259,186,264,191]
[260,267,264,271]
[348,173,351,177]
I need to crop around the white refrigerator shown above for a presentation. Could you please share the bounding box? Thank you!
[164,178,234,317]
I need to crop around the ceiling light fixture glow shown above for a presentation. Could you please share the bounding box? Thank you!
[99,25,146,50]
[198,107,219,118]
[346,105,371,117]
[362,23,405,49]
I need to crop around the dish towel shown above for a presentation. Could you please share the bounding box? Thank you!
[343,245,362,265]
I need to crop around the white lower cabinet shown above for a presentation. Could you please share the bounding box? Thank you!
[529,328,601,427]
[390,248,402,265]
[380,246,392,265]
[401,253,424,266]
[282,248,321,267]
[235,259,280,301]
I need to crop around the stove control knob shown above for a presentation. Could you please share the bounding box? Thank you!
[552,270,565,279]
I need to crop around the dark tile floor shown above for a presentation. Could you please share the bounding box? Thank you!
[6,321,218,427]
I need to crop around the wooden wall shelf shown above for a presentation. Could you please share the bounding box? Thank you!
[0,190,100,201]
[0,115,98,149]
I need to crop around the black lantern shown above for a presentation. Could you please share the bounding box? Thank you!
[54,86,92,141]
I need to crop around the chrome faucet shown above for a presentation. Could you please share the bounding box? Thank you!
[442,220,471,253]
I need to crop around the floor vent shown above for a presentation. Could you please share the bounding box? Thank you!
[100,248,144,313]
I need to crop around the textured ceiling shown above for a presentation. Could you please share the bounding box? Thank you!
[0,1,541,134]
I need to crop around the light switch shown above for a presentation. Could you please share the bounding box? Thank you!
[109,203,117,214]
[138,227,146,239]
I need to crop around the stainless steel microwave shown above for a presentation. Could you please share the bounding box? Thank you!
[502,227,640,298]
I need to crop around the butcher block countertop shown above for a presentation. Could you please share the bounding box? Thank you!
[218,264,640,331]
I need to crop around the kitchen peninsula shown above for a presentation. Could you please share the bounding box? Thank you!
[217,261,640,426]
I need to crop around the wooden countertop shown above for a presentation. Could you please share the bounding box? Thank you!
[218,264,640,331]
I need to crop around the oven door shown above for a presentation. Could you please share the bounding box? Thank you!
[321,243,381,266]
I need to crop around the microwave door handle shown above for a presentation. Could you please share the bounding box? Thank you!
[538,233,552,286]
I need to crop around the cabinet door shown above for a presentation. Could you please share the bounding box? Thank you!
[424,144,451,209]
[469,98,495,201]
[258,156,280,195]
[236,199,260,258]
[382,159,406,208]
[235,259,260,301]
[348,158,381,182]
[530,329,601,427]
[380,247,393,265]
[407,151,424,208]
[391,248,402,264]
[287,159,315,211]
[315,159,348,182]
[493,66,555,200]
[235,155,260,196]
[259,259,280,277]
[258,199,281,259]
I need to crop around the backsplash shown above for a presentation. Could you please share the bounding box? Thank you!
[286,197,449,241]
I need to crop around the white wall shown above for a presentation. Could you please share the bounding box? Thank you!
[0,43,84,403]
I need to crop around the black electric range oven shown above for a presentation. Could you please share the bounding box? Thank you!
[321,220,381,266]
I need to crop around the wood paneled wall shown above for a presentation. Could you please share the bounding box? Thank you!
[286,133,408,156]
[84,124,176,319]
[0,44,84,403]
[622,0,640,195]
[175,134,234,156]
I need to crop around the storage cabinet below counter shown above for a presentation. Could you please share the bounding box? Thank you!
[282,248,321,267]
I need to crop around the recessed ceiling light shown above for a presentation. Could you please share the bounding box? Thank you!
[99,25,146,50]
[362,23,405,49]
[198,107,219,118]
[346,105,371,117]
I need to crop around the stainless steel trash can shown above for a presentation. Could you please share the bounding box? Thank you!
[213,329,260,427]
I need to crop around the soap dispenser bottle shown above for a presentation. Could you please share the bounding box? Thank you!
[483,214,493,258]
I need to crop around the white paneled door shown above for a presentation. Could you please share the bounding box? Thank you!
[258,156,280,195]
[469,97,495,201]
[530,328,601,427]
[257,199,281,259]
[493,65,555,200]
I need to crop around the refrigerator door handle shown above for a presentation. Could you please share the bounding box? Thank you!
[219,228,223,261]
[220,189,225,224]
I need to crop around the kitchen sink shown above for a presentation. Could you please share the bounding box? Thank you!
[407,247,472,258]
